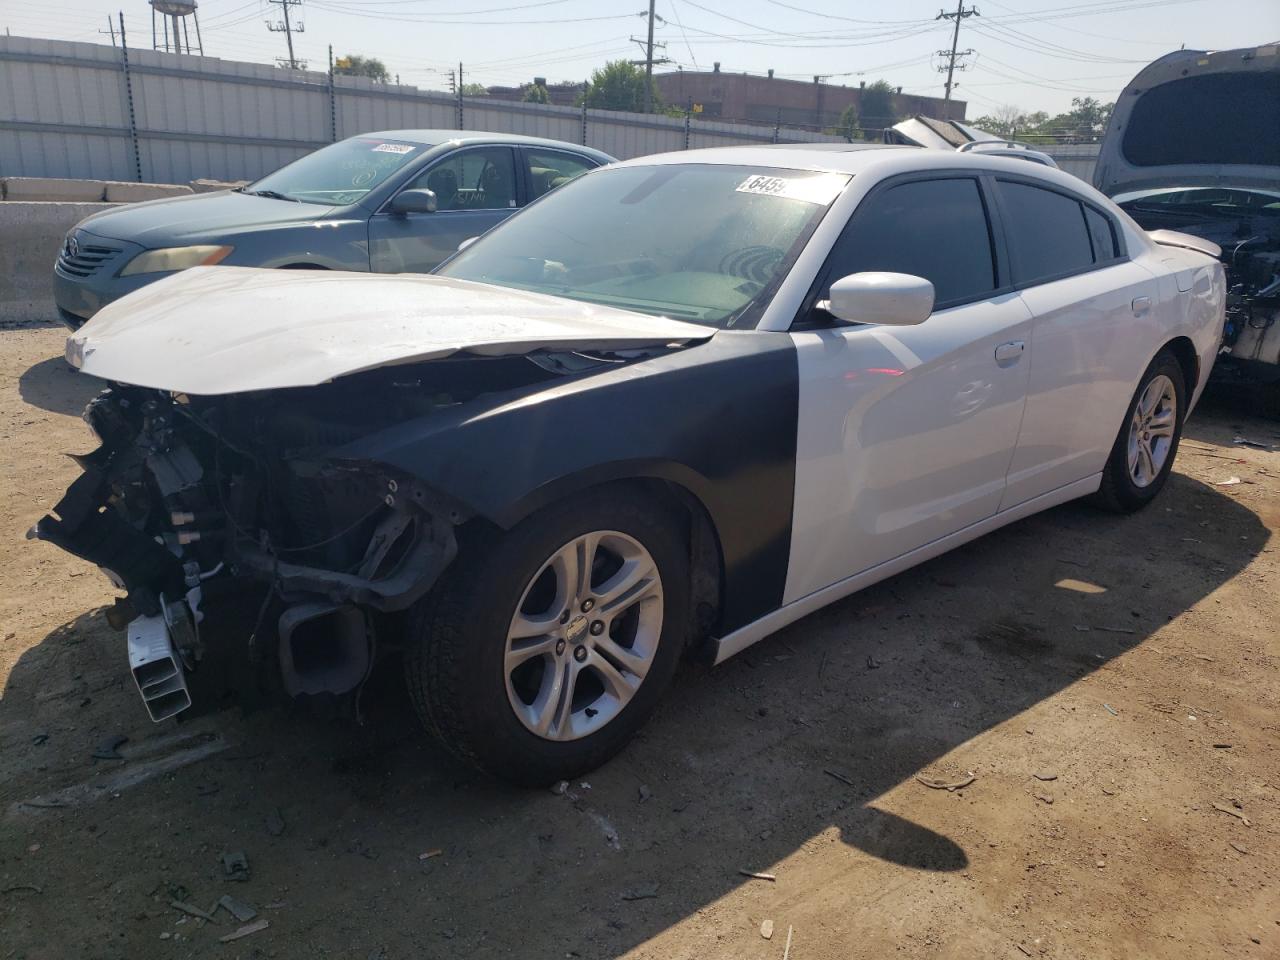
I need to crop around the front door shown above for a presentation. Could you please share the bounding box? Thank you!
[784,175,1034,604]
[368,145,520,273]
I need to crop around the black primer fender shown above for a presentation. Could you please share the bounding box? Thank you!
[333,330,799,634]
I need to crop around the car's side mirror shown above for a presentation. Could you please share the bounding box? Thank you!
[457,236,479,252]
[818,272,935,326]
[390,188,437,215]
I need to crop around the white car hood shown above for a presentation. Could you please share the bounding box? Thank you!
[67,267,713,395]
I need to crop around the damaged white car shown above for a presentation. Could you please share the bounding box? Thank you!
[34,146,1224,785]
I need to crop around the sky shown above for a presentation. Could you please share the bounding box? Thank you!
[2,0,1277,119]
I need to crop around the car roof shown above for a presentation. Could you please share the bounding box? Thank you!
[612,142,1086,185]
[350,129,613,160]
[752,142,908,153]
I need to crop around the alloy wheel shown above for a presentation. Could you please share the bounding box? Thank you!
[1127,374,1177,488]
[503,531,663,741]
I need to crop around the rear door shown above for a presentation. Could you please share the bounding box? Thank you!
[369,145,520,273]
[785,174,1034,603]
[994,176,1162,507]
[521,147,600,202]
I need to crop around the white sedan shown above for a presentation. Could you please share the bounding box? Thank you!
[43,144,1224,784]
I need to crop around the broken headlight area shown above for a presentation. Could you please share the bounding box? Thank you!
[28,369,496,722]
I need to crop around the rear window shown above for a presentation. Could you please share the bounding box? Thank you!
[996,181,1094,286]
[1122,72,1280,168]
[1084,206,1118,261]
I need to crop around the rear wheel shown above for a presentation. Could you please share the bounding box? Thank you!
[404,487,689,785]
[1094,350,1185,513]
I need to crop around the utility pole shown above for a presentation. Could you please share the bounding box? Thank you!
[936,1,978,103]
[630,0,669,113]
[267,0,305,70]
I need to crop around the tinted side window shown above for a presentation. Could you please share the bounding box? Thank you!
[527,150,595,200]
[996,180,1094,285]
[1084,206,1118,262]
[410,147,517,211]
[824,178,996,307]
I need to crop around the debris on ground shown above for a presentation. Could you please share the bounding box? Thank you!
[217,894,258,922]
[550,780,569,796]
[418,849,443,861]
[265,808,286,837]
[220,851,250,881]
[91,734,128,761]
[824,768,856,787]
[739,870,777,882]
[760,919,774,940]
[866,655,882,670]
[638,784,652,803]
[31,733,48,746]
[782,924,794,960]
[1215,476,1243,486]
[2,884,43,896]
[170,899,217,922]
[915,772,976,792]
[1229,842,1249,855]
[1036,793,1055,805]
[1016,946,1033,957]
[1102,703,1119,717]
[1212,802,1252,826]
[1232,436,1274,450]
[619,883,659,901]
[1033,772,1058,782]
[218,918,269,942]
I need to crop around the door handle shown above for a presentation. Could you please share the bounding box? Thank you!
[1132,296,1152,317]
[994,340,1025,364]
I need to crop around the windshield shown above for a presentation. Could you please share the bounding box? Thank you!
[1116,187,1280,219]
[437,164,848,327]
[248,136,428,205]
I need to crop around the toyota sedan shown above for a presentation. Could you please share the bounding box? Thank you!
[37,144,1224,785]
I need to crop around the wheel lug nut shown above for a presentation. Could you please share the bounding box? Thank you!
[581,598,595,612]
[589,620,604,636]
[555,639,566,655]
[573,646,587,663]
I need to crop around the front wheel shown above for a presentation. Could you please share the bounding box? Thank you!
[404,487,690,785]
[1093,350,1186,513]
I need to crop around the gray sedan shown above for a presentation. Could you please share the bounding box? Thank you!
[53,130,612,328]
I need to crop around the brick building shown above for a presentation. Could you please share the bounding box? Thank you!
[652,66,965,131]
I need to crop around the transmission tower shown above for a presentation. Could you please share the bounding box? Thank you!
[936,1,979,103]
[266,0,306,70]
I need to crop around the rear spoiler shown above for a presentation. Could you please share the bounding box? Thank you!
[1148,229,1222,260]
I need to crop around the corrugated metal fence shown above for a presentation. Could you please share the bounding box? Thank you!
[0,36,848,185]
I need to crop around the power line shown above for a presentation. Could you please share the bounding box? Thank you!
[936,1,979,102]
[266,0,305,70]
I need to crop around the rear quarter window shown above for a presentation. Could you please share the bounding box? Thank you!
[996,180,1095,286]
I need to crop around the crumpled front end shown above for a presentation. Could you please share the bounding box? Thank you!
[28,363,510,721]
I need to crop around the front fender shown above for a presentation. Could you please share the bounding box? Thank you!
[334,331,800,633]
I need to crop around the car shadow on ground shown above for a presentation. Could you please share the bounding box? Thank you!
[3,444,1267,958]
[17,353,102,417]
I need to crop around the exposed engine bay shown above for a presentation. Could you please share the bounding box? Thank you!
[29,350,627,721]
[1119,189,1280,384]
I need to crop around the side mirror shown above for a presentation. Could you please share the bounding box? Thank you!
[457,236,479,252]
[390,188,437,215]
[819,272,934,326]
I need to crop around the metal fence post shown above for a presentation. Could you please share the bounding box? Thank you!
[456,61,464,129]
[684,98,691,149]
[580,81,588,146]
[117,12,143,182]
[327,45,337,142]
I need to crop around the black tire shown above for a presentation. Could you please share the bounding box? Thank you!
[404,484,690,786]
[1093,349,1186,513]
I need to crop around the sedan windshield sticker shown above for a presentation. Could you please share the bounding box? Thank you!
[372,142,415,155]
[736,172,848,205]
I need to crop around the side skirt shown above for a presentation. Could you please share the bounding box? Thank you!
[711,473,1102,665]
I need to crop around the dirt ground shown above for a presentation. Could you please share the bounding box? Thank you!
[1,324,1276,960]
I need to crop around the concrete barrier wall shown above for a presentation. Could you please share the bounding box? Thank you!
[0,202,112,325]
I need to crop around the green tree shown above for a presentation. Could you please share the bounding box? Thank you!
[1044,97,1113,141]
[523,83,550,104]
[859,80,897,131]
[579,60,660,113]
[833,103,860,141]
[333,54,389,83]
[461,82,490,97]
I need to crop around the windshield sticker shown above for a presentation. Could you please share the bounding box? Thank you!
[735,172,847,205]
[372,142,415,155]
